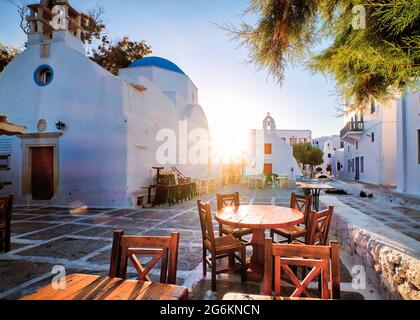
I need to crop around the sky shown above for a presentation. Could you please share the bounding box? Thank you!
[0,0,344,149]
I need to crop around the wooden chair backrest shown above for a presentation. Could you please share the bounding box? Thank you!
[109,231,180,285]
[216,193,240,211]
[197,200,216,251]
[290,193,312,225]
[264,239,340,300]
[306,206,334,246]
[0,194,14,226]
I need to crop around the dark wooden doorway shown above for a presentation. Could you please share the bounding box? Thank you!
[263,163,273,176]
[355,157,360,181]
[31,147,54,200]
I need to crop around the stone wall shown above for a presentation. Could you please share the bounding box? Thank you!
[324,196,420,300]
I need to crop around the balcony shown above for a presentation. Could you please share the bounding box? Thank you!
[340,121,364,144]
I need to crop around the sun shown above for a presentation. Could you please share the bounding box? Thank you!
[211,128,248,164]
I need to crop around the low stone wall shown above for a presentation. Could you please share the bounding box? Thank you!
[324,196,420,300]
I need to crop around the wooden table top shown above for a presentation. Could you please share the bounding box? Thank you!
[216,205,304,229]
[20,274,189,301]
[297,182,334,190]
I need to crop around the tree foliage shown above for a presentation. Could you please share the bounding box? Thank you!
[224,0,420,111]
[293,143,324,168]
[0,44,20,73]
[89,36,152,75]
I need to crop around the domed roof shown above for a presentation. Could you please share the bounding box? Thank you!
[129,56,186,75]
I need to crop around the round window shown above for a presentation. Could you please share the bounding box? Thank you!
[34,65,54,86]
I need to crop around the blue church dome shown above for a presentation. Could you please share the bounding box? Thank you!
[129,56,186,75]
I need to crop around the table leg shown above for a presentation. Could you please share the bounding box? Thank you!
[312,189,321,211]
[247,229,266,282]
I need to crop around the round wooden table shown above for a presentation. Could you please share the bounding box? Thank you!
[216,205,304,282]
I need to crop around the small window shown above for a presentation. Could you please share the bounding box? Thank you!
[352,159,355,172]
[361,157,365,173]
[290,137,297,146]
[371,132,375,143]
[340,142,345,149]
[356,142,359,150]
[328,154,332,159]
[34,65,54,87]
[0,155,10,170]
[371,99,377,114]
[264,144,272,155]
[337,162,341,171]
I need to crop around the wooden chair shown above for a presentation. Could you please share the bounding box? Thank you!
[216,193,253,241]
[270,193,312,244]
[197,201,247,291]
[0,194,14,252]
[305,206,334,246]
[109,230,180,285]
[264,239,341,300]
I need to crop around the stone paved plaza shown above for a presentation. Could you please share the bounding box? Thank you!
[2,182,418,300]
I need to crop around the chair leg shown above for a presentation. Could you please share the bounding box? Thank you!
[219,224,223,237]
[228,253,235,266]
[202,248,207,277]
[5,227,10,252]
[241,246,247,283]
[211,256,217,292]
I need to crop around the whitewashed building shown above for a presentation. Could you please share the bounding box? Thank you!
[244,114,310,178]
[313,135,341,175]
[333,99,397,186]
[0,0,210,206]
[396,90,420,196]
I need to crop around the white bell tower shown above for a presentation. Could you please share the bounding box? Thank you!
[263,113,276,131]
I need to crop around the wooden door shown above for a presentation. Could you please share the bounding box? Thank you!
[31,147,54,200]
[355,157,360,181]
[263,163,273,176]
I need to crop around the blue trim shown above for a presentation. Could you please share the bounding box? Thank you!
[34,64,54,87]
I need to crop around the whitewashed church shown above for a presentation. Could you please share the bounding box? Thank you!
[0,0,210,206]
[244,114,310,179]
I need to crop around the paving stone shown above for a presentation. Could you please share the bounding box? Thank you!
[105,217,161,229]
[11,214,37,221]
[19,237,110,260]
[130,210,181,220]
[29,214,84,223]
[0,260,54,295]
[75,226,146,238]
[11,222,58,236]
[21,224,87,240]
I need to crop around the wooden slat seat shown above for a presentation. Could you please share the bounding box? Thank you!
[214,235,243,254]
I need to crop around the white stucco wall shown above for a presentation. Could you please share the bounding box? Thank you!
[397,91,420,195]
[0,32,130,206]
[0,30,211,206]
[335,100,397,186]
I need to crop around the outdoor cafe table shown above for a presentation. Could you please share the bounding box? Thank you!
[20,274,189,300]
[216,205,304,282]
[297,182,335,211]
